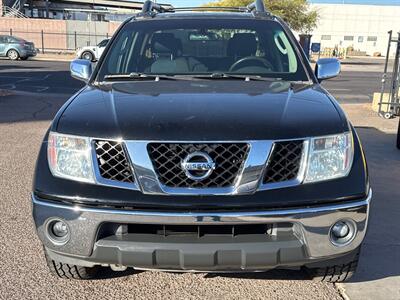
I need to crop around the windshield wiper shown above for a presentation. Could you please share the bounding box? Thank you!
[193,73,281,81]
[103,73,178,81]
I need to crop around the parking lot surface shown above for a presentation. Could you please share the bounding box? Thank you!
[0,58,399,300]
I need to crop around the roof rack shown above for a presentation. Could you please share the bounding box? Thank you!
[141,0,169,15]
[247,0,266,13]
[170,7,248,13]
[140,0,270,16]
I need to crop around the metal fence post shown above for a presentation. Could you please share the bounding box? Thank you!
[379,30,393,116]
[9,28,12,36]
[41,30,44,54]
[390,33,400,114]
[74,31,77,50]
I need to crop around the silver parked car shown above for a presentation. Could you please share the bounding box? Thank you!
[0,35,37,60]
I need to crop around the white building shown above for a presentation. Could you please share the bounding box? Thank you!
[309,2,400,56]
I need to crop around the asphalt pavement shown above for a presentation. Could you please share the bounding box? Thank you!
[0,57,398,300]
[0,59,83,95]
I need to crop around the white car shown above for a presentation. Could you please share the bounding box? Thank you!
[76,39,109,61]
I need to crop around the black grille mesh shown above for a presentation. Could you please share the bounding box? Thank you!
[148,143,249,188]
[263,140,304,184]
[94,140,134,183]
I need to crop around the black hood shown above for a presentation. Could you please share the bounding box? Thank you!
[56,80,348,140]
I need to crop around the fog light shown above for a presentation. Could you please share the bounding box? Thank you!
[52,221,68,238]
[330,220,356,247]
[332,222,350,238]
[46,219,70,244]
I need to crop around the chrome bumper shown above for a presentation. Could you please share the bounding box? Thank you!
[32,190,371,269]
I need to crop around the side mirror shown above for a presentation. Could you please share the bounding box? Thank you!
[315,58,341,82]
[70,59,93,82]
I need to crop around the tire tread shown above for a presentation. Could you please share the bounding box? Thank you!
[309,249,360,283]
[45,250,99,280]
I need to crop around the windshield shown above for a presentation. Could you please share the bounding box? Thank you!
[97,39,109,47]
[97,18,308,81]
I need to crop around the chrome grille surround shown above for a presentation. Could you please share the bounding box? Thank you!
[89,139,309,195]
[147,143,250,188]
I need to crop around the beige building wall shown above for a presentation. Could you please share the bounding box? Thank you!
[310,3,400,56]
[0,17,67,50]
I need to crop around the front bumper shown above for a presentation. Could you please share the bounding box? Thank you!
[20,49,37,57]
[32,190,371,271]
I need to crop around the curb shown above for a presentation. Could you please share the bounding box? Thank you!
[335,283,351,300]
[32,57,74,62]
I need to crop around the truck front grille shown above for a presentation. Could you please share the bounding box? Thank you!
[147,143,249,188]
[263,140,304,184]
[94,140,135,183]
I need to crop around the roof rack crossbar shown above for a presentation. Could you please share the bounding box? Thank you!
[140,0,270,16]
[171,6,248,12]
[247,0,266,13]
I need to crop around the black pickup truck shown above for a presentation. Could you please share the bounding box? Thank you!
[32,0,371,282]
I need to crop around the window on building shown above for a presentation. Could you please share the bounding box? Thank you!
[344,36,354,41]
[367,36,378,42]
[321,35,331,40]
[358,36,364,43]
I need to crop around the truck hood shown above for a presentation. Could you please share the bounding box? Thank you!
[56,80,348,140]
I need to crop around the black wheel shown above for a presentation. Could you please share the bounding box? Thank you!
[306,247,360,283]
[82,51,94,61]
[7,49,19,60]
[20,56,29,61]
[44,249,100,280]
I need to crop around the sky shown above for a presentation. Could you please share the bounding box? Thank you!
[166,0,400,7]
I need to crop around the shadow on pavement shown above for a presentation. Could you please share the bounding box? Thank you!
[347,127,400,283]
[0,64,44,71]
[0,93,68,123]
[0,69,83,124]
[204,269,309,281]
[0,70,83,94]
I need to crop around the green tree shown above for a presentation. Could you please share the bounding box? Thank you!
[203,0,318,34]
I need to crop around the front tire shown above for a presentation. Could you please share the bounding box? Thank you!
[44,249,100,280]
[7,49,19,60]
[306,247,360,282]
[81,51,94,61]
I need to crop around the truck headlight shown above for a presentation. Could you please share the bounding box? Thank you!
[47,132,95,183]
[304,132,354,183]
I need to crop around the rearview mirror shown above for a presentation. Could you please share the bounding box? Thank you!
[70,59,93,82]
[315,58,341,82]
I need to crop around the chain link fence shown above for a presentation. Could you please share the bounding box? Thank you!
[0,29,110,53]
